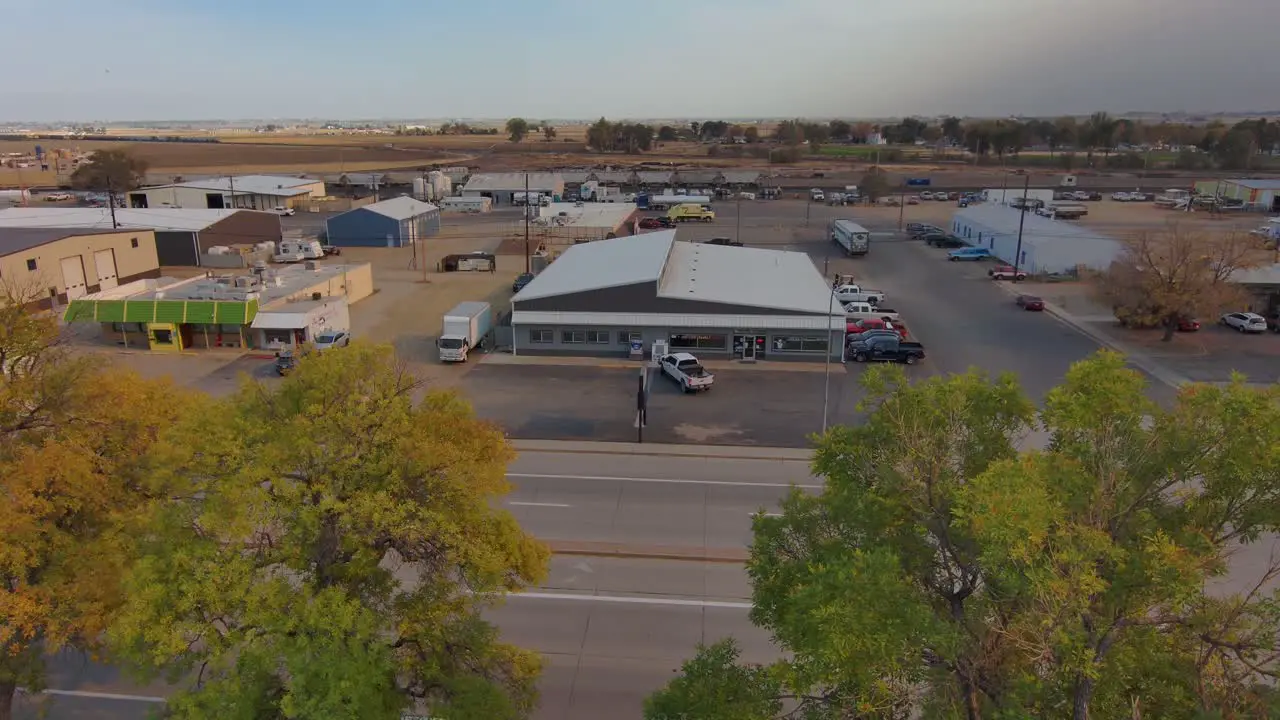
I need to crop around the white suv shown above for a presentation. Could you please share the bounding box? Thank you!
[1221,312,1268,333]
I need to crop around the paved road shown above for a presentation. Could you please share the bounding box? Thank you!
[505,449,817,552]
[22,557,766,720]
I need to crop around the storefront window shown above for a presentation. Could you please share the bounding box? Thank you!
[670,333,727,350]
[772,335,829,353]
[618,330,642,344]
[529,329,553,344]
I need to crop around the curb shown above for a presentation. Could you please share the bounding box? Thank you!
[545,539,748,564]
[510,439,813,462]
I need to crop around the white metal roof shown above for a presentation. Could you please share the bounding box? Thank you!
[359,196,438,220]
[1232,262,1280,286]
[513,232,675,301]
[722,171,765,184]
[512,310,844,330]
[952,204,1122,270]
[143,175,318,196]
[0,207,256,232]
[1228,179,1280,191]
[659,241,843,315]
[463,173,563,192]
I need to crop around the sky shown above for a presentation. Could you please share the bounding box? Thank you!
[4,0,1276,122]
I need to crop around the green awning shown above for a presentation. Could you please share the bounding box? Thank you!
[63,298,259,325]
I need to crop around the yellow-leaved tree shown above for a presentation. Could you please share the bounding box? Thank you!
[110,343,549,720]
[0,279,190,720]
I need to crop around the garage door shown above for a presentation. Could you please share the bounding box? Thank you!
[93,249,119,290]
[60,256,87,300]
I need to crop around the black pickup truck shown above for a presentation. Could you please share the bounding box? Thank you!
[846,335,926,365]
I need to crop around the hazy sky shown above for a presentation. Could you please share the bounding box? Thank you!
[5,0,1275,122]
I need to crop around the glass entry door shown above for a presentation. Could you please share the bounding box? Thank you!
[734,334,766,359]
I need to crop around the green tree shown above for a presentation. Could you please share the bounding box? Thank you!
[658,125,678,142]
[942,116,964,144]
[542,124,557,141]
[505,117,530,143]
[1,281,188,720]
[743,126,760,143]
[646,353,1280,720]
[859,167,892,201]
[828,119,852,139]
[588,117,616,151]
[110,344,550,720]
[69,149,148,203]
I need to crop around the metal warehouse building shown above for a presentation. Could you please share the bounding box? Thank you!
[324,196,441,247]
[950,205,1122,275]
[0,208,283,267]
[128,175,325,211]
[462,173,564,205]
[1193,178,1280,212]
[510,232,845,361]
[1,227,160,307]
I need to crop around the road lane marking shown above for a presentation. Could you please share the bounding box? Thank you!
[752,512,783,517]
[507,473,820,490]
[23,689,167,703]
[511,591,751,609]
[508,501,572,508]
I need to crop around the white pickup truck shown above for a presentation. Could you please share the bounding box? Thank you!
[834,284,886,306]
[660,352,714,393]
[845,301,900,322]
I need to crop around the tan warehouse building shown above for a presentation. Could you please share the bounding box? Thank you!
[0,227,160,308]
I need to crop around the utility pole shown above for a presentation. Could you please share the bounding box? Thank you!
[524,173,531,273]
[804,195,812,227]
[897,181,906,229]
[735,193,742,241]
[821,287,836,434]
[228,174,236,209]
[1012,174,1030,282]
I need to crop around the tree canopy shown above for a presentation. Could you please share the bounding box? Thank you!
[1096,224,1267,339]
[108,344,550,720]
[505,118,529,143]
[0,280,188,720]
[647,352,1280,720]
[69,149,148,195]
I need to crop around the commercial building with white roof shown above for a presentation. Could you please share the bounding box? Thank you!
[127,175,325,212]
[533,202,637,250]
[950,204,1122,275]
[462,173,564,205]
[510,231,845,360]
[0,207,283,267]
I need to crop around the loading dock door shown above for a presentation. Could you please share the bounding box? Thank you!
[60,256,88,300]
[93,249,119,290]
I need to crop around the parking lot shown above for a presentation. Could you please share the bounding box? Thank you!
[461,362,871,448]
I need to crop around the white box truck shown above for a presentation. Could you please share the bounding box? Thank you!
[437,301,493,362]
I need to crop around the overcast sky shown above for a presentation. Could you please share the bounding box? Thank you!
[4,0,1275,122]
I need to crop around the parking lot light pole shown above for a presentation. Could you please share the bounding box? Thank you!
[1012,175,1030,282]
[821,287,836,434]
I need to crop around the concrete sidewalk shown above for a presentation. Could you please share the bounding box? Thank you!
[510,438,814,461]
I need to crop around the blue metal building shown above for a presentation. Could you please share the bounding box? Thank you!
[324,197,441,248]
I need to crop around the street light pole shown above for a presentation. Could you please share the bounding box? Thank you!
[1012,174,1030,282]
[821,287,836,434]
[736,193,742,241]
[897,182,906,229]
[524,173,531,273]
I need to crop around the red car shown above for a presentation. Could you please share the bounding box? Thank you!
[1016,295,1045,311]
[638,217,665,229]
[1176,318,1200,332]
[846,317,907,338]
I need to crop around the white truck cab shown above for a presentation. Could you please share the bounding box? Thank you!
[834,284,885,305]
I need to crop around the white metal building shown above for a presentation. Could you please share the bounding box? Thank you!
[461,173,564,205]
[950,205,1122,275]
[128,175,325,211]
[439,196,492,213]
[510,232,845,360]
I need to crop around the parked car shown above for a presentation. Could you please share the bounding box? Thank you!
[638,217,666,229]
[705,237,744,247]
[273,206,296,216]
[512,272,535,292]
[1111,191,1133,202]
[1015,295,1045,311]
[846,317,906,338]
[1176,318,1201,332]
[988,264,1028,281]
[660,352,714,393]
[319,244,341,257]
[948,247,992,261]
[920,191,935,200]
[906,222,942,235]
[846,335,926,365]
[924,234,967,248]
[275,349,298,375]
[833,283,886,305]
[907,195,921,205]
[313,330,350,350]
[1221,312,1268,333]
